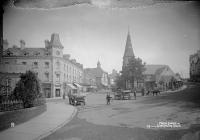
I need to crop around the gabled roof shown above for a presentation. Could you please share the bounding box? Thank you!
[143,65,167,75]
[84,67,108,78]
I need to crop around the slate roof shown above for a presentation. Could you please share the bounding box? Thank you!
[143,65,167,75]
[4,47,49,57]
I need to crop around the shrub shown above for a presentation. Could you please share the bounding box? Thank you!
[13,71,43,108]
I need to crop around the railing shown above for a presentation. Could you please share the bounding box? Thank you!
[0,98,46,112]
[0,100,23,112]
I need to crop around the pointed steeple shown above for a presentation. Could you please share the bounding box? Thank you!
[123,29,134,68]
[123,30,134,58]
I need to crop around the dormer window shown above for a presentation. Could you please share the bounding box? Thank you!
[22,62,27,65]
[6,51,13,56]
[33,62,38,68]
[34,52,40,56]
[24,52,29,56]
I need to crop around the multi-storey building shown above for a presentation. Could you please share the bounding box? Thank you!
[84,61,109,90]
[190,50,200,82]
[0,33,83,98]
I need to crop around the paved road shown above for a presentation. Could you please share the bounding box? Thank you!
[43,83,200,140]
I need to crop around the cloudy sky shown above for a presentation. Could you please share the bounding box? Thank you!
[3,1,200,78]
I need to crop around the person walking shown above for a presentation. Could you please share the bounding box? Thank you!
[132,88,136,100]
[106,93,111,105]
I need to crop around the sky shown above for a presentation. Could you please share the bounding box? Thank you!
[3,1,200,78]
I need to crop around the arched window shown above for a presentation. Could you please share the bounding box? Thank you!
[56,61,60,69]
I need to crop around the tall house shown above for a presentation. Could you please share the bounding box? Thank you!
[0,33,84,98]
[122,30,134,70]
[189,50,200,82]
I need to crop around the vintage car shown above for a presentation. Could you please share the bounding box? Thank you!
[114,89,131,100]
[68,94,86,106]
[114,92,122,100]
[121,90,131,100]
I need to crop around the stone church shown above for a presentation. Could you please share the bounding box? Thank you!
[122,30,178,90]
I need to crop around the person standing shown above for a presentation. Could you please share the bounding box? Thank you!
[106,93,111,105]
[141,87,145,96]
[132,88,136,100]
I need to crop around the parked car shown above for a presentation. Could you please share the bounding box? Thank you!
[68,94,86,106]
[121,90,131,100]
[114,89,131,100]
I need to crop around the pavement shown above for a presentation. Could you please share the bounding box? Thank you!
[0,99,77,140]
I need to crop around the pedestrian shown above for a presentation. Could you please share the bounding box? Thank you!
[141,87,145,96]
[63,92,66,99]
[68,90,72,104]
[132,88,136,100]
[106,93,111,105]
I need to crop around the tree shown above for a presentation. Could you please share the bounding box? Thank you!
[115,74,125,89]
[13,71,42,108]
[122,56,146,89]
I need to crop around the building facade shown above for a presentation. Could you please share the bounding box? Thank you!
[108,69,120,89]
[84,61,109,90]
[0,33,83,98]
[189,50,200,82]
[143,65,178,90]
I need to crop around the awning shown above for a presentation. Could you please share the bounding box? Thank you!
[67,84,77,89]
[73,83,82,88]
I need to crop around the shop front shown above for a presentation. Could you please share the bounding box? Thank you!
[42,83,52,98]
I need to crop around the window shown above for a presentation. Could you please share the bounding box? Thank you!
[45,62,49,68]
[24,52,29,56]
[56,51,60,55]
[34,52,40,56]
[6,51,13,56]
[35,72,38,77]
[34,62,38,68]
[45,72,49,81]
[67,74,69,82]
[22,62,27,65]
[56,61,60,69]
[56,74,60,82]
[45,52,50,56]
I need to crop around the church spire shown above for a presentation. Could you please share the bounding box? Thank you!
[123,29,134,58]
[123,29,134,68]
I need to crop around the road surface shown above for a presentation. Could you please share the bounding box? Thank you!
[43,83,200,140]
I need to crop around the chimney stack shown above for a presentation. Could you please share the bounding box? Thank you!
[45,40,50,48]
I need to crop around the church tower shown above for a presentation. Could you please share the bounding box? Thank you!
[122,29,135,89]
[97,60,101,68]
[122,30,134,70]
